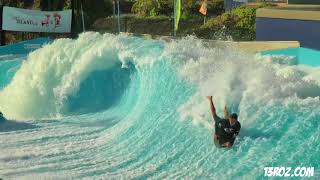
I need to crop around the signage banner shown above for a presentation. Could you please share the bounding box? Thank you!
[2,6,72,33]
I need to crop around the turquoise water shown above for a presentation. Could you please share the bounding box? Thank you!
[261,47,320,67]
[0,33,319,179]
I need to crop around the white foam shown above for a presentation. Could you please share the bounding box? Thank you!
[173,37,320,127]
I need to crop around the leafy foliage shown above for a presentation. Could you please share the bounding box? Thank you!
[132,0,224,17]
[195,5,258,41]
[132,0,172,17]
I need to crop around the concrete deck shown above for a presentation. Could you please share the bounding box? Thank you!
[288,0,320,5]
[123,33,300,53]
[215,41,300,53]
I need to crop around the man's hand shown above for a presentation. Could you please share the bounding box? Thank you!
[207,96,217,120]
[224,105,230,119]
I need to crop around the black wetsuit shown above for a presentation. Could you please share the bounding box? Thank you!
[0,113,5,122]
[214,115,241,146]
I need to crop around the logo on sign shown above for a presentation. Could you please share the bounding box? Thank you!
[41,13,62,28]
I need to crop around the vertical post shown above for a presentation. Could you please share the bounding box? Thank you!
[0,1,5,46]
[112,0,116,18]
[173,0,176,36]
[117,0,120,33]
[71,0,76,38]
[80,0,85,32]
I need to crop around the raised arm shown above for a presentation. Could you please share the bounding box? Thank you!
[224,105,230,119]
[207,96,218,120]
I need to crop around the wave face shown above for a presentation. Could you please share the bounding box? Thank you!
[0,32,319,179]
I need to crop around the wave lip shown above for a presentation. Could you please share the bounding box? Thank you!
[0,33,135,120]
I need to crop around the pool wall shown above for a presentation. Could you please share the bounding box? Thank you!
[0,38,50,56]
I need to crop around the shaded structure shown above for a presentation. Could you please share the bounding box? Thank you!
[224,0,246,11]
[256,5,320,50]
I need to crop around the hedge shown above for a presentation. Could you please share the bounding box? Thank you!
[132,0,224,17]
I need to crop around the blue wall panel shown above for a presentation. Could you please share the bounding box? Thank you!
[256,17,320,50]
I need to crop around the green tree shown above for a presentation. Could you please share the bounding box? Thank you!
[40,0,64,11]
[196,5,257,41]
